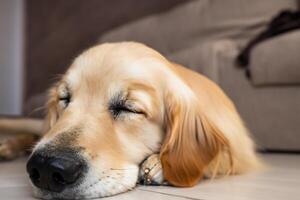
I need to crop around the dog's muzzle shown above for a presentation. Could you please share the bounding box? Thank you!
[26,151,85,193]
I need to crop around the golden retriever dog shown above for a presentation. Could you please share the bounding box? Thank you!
[0,42,262,199]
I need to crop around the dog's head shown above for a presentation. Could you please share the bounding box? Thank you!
[27,42,230,199]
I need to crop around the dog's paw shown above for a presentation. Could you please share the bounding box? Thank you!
[0,134,37,161]
[0,138,22,160]
[139,154,167,185]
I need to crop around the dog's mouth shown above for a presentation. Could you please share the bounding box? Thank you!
[26,149,139,199]
[30,166,139,200]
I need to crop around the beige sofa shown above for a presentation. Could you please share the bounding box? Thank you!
[98,0,300,150]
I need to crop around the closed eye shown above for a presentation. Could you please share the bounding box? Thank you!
[59,93,71,108]
[109,95,144,118]
[110,104,143,116]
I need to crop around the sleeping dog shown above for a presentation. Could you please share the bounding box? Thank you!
[0,42,262,199]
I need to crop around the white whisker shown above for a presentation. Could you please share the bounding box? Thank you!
[110,168,137,171]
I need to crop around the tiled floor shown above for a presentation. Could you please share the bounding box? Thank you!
[0,154,299,200]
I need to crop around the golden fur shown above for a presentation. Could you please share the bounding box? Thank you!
[0,42,262,198]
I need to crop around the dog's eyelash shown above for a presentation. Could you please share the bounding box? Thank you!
[109,103,134,117]
[109,92,145,118]
[109,100,143,118]
[59,93,71,107]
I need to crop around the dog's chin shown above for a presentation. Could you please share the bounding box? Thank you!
[31,165,139,199]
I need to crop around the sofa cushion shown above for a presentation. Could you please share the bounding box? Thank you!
[212,40,300,150]
[250,30,300,85]
[98,0,297,55]
[169,38,300,150]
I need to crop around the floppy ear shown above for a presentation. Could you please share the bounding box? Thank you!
[160,92,232,187]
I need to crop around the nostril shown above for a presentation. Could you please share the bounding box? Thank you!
[30,168,40,182]
[49,158,83,184]
[26,154,45,188]
[52,172,66,185]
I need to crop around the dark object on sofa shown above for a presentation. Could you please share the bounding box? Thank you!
[237,9,300,75]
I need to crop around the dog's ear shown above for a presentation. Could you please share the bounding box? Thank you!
[160,91,232,187]
[43,87,58,131]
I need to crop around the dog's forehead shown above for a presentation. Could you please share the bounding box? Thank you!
[65,43,169,91]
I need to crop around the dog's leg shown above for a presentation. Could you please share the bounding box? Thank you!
[139,154,167,185]
[0,134,38,160]
[0,118,43,160]
[0,118,44,135]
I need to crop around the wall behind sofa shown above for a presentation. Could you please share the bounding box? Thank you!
[24,0,188,116]
[0,0,24,115]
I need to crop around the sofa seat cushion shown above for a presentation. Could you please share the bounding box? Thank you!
[209,40,300,151]
[250,30,300,85]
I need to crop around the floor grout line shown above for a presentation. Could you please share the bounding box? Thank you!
[137,188,203,200]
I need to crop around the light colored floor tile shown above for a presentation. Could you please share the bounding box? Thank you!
[0,186,34,200]
[141,154,300,200]
[0,154,299,200]
[103,189,190,200]
[0,176,29,188]
[0,157,27,177]
[0,186,189,200]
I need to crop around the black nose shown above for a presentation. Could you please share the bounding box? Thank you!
[26,154,84,192]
